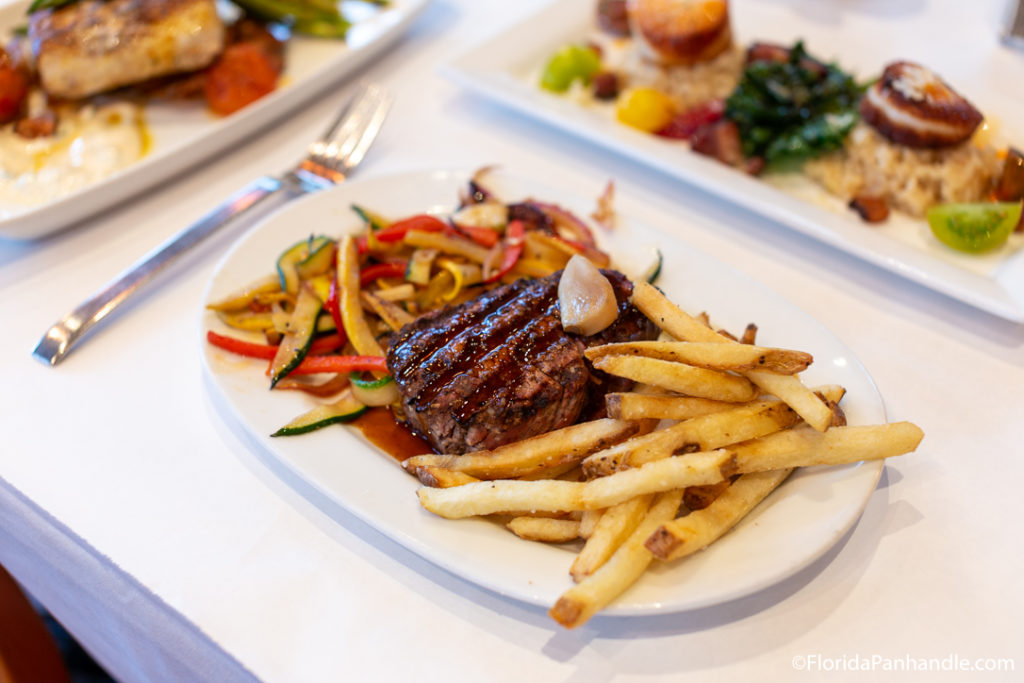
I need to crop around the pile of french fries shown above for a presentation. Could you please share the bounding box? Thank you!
[403,281,924,628]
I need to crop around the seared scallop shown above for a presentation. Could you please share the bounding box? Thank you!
[628,0,733,66]
[859,61,983,149]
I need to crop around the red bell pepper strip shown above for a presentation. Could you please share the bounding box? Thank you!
[207,330,344,360]
[374,214,448,243]
[359,261,408,287]
[286,354,388,376]
[451,224,500,248]
[207,330,277,359]
[310,334,345,355]
[323,279,348,347]
[484,219,525,283]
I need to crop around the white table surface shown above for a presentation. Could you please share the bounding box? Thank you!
[2,1,1023,681]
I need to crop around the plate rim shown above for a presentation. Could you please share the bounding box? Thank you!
[199,167,888,616]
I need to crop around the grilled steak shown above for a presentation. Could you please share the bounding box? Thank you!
[30,0,225,100]
[386,270,657,454]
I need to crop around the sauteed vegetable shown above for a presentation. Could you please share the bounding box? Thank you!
[206,173,614,435]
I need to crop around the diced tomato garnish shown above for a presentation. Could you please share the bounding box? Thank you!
[656,99,726,140]
[0,49,29,125]
[204,43,279,116]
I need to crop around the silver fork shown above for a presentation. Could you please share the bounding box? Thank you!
[32,82,393,367]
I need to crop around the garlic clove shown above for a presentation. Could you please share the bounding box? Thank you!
[558,254,619,336]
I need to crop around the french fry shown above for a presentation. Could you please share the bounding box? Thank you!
[586,341,812,375]
[581,399,801,478]
[645,469,793,561]
[591,355,757,403]
[415,422,923,518]
[683,479,733,511]
[550,490,684,629]
[630,281,833,431]
[745,370,833,432]
[417,478,581,518]
[578,509,602,539]
[571,394,793,577]
[729,422,923,473]
[415,466,480,488]
[520,461,584,481]
[740,323,758,345]
[631,282,724,343]
[416,449,733,518]
[507,517,581,543]
[403,418,639,480]
[570,494,652,582]
[605,392,742,421]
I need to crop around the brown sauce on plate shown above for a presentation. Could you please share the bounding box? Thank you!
[351,407,435,462]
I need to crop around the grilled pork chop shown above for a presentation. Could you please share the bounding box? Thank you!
[29,0,225,99]
[386,270,657,454]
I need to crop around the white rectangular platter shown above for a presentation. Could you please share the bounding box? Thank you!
[442,0,1024,322]
[0,0,431,240]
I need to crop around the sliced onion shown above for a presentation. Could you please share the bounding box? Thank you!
[532,200,598,246]
[558,254,619,336]
[451,202,507,229]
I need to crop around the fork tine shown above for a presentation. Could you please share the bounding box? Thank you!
[316,82,381,143]
[321,84,385,152]
[306,84,378,161]
[337,89,393,172]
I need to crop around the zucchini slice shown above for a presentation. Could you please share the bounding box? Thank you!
[405,248,438,285]
[269,284,323,387]
[642,248,663,284]
[271,389,367,436]
[351,204,390,232]
[296,238,336,281]
[277,235,332,295]
[350,372,401,406]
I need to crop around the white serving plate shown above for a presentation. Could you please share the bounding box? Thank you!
[0,0,431,240]
[441,0,1024,322]
[200,168,887,616]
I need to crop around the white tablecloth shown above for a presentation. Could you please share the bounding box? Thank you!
[2,1,1022,681]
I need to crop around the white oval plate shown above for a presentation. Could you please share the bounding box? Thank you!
[0,0,431,240]
[200,168,885,615]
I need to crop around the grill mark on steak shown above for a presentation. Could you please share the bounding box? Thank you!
[387,269,657,454]
[395,277,558,404]
[390,283,523,381]
[453,297,565,423]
